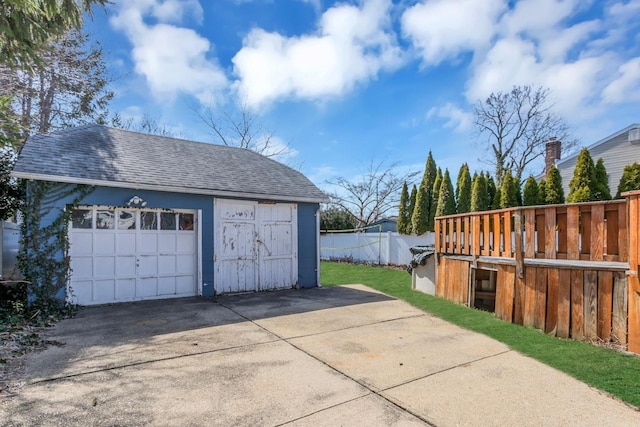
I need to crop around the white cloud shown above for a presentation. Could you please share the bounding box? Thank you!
[427,103,473,132]
[232,0,404,108]
[603,57,640,103]
[401,0,507,66]
[110,0,227,103]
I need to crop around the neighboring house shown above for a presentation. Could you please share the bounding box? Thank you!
[365,217,398,233]
[543,124,640,196]
[11,125,329,305]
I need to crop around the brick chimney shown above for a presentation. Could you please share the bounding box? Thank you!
[545,137,561,175]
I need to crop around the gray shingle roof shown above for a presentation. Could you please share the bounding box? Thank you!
[12,125,329,203]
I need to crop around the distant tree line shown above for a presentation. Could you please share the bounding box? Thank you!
[396,148,640,235]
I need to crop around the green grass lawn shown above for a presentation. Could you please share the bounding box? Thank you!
[321,261,640,408]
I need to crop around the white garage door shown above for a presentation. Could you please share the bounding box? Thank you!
[69,206,198,305]
[214,199,297,293]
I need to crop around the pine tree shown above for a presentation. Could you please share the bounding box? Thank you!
[428,167,443,224]
[397,182,410,234]
[435,169,456,216]
[455,163,472,213]
[408,185,417,233]
[470,172,489,211]
[486,174,499,209]
[593,158,611,201]
[420,151,438,231]
[616,162,640,198]
[500,170,520,208]
[545,164,565,204]
[538,179,547,204]
[411,185,429,235]
[567,148,596,203]
[522,175,540,206]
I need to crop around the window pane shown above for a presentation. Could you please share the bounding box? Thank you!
[161,212,176,230]
[71,209,92,229]
[179,213,194,230]
[140,211,158,230]
[96,210,115,229]
[118,210,136,230]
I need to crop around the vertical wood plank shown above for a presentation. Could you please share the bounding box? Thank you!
[536,211,546,256]
[445,257,453,301]
[627,194,640,353]
[584,270,598,340]
[581,211,592,258]
[524,209,535,258]
[546,268,559,335]
[492,213,501,256]
[448,218,455,253]
[618,203,628,261]
[523,266,536,328]
[464,216,471,255]
[567,206,580,260]
[497,265,515,323]
[590,204,604,261]
[495,263,505,320]
[513,271,525,325]
[557,269,571,339]
[571,269,584,340]
[472,215,481,257]
[545,207,556,259]
[504,211,512,257]
[514,210,524,278]
[483,214,491,256]
[436,256,446,297]
[606,208,619,257]
[534,268,547,331]
[598,270,613,342]
[557,210,567,254]
[435,219,441,252]
[455,217,462,254]
[460,261,470,305]
[612,272,628,346]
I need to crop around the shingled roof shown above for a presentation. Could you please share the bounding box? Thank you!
[12,125,329,203]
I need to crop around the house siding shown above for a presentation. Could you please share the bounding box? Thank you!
[557,128,640,197]
[27,182,320,301]
[297,203,320,288]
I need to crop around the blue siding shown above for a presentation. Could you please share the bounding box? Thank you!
[297,203,320,288]
[28,182,320,299]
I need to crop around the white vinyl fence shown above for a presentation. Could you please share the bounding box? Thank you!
[320,232,435,265]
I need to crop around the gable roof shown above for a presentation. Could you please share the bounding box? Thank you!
[12,125,329,203]
[556,123,640,167]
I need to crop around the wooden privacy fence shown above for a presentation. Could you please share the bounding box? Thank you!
[434,191,640,353]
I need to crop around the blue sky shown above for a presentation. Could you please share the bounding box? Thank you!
[84,0,640,192]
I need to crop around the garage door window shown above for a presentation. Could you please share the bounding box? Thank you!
[119,211,136,230]
[161,212,176,230]
[179,213,194,230]
[96,210,115,229]
[72,209,92,229]
[141,211,158,230]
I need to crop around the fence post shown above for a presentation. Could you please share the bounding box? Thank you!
[514,209,524,279]
[624,190,640,353]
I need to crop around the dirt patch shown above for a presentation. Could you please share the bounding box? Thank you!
[0,325,51,397]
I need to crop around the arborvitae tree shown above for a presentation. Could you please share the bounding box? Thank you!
[522,175,540,206]
[419,151,438,231]
[408,185,417,233]
[397,182,410,234]
[455,163,472,213]
[538,179,547,204]
[470,172,489,211]
[435,169,457,216]
[428,167,443,223]
[486,174,499,209]
[545,164,565,204]
[500,170,520,208]
[567,148,596,203]
[593,158,611,201]
[411,185,429,235]
[616,162,640,198]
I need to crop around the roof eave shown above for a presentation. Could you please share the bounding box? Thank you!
[11,171,330,204]
[556,123,640,167]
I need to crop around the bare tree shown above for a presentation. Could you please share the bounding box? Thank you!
[474,85,576,186]
[326,161,419,229]
[1,28,113,139]
[191,100,294,160]
[110,113,180,138]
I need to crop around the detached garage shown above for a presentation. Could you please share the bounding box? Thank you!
[12,125,328,305]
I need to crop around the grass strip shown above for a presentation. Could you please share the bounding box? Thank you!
[320,261,640,408]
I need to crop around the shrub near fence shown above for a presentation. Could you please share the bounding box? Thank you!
[320,231,434,265]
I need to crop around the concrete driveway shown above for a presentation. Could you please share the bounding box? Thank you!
[2,284,639,426]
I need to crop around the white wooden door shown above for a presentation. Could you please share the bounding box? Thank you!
[69,207,197,305]
[214,200,297,293]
